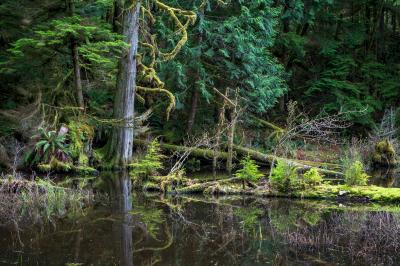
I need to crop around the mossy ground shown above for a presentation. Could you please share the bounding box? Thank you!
[164,180,400,204]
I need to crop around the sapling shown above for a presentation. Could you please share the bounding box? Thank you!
[235,155,263,189]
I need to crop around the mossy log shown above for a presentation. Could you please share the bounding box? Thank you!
[133,139,228,159]
[175,177,240,194]
[176,181,400,204]
[233,145,343,177]
[133,139,343,177]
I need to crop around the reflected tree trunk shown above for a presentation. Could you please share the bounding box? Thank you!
[107,1,141,166]
[112,170,133,266]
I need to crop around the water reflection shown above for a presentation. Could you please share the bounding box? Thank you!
[111,170,133,266]
[0,173,400,265]
[370,167,400,187]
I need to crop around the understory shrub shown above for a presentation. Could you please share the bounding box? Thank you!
[344,161,370,186]
[130,139,164,183]
[269,160,299,193]
[302,168,323,187]
[24,128,70,166]
[235,155,263,189]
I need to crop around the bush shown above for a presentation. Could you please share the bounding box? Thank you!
[25,128,70,166]
[235,155,263,189]
[130,139,164,182]
[303,168,323,187]
[269,160,299,193]
[344,161,370,186]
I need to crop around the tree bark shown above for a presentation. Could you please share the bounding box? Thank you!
[71,39,84,109]
[213,88,228,179]
[187,88,199,134]
[67,0,84,109]
[187,7,204,134]
[226,89,238,177]
[107,0,141,167]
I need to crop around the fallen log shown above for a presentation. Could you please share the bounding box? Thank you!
[133,139,343,177]
[233,145,343,177]
[133,139,228,159]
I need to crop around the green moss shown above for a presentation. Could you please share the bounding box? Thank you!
[173,178,400,204]
[38,159,97,174]
[78,153,89,165]
[38,163,52,172]
[372,139,396,166]
[73,165,97,175]
[300,184,400,203]
[49,159,72,172]
[68,120,94,160]
[143,181,162,192]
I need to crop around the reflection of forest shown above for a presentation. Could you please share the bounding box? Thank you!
[370,168,400,188]
[1,185,400,265]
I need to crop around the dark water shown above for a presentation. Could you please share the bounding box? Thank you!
[1,173,400,265]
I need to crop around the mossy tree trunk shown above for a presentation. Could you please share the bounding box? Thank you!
[107,0,141,167]
[226,89,239,177]
[213,89,227,179]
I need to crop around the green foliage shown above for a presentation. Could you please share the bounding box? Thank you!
[130,139,164,180]
[269,160,299,193]
[234,207,263,234]
[302,168,323,187]
[130,206,165,239]
[38,158,72,173]
[7,16,127,69]
[20,178,88,221]
[344,161,370,186]
[25,128,69,166]
[235,155,263,187]
[157,0,287,133]
[67,120,94,165]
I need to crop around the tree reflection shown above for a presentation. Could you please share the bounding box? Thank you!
[111,170,133,266]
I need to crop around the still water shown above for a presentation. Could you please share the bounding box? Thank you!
[0,173,400,265]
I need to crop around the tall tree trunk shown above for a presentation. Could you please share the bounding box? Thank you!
[392,12,397,34]
[71,39,84,109]
[186,8,204,135]
[226,89,238,177]
[365,2,371,54]
[213,88,228,179]
[107,0,141,166]
[187,88,199,134]
[378,7,385,61]
[67,0,84,109]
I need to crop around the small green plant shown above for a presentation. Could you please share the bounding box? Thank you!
[269,160,299,193]
[25,128,69,166]
[303,168,323,187]
[235,155,263,189]
[67,120,94,165]
[130,139,164,182]
[344,161,370,186]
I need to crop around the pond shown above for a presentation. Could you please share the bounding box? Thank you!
[0,172,400,265]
